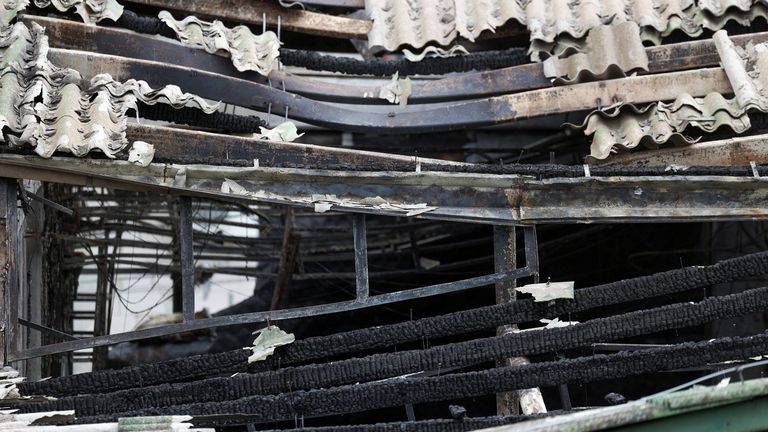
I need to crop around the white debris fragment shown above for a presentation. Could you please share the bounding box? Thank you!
[403,45,469,62]
[245,325,295,363]
[255,121,304,142]
[127,141,155,167]
[419,257,441,269]
[540,318,579,328]
[221,180,437,217]
[314,202,333,213]
[516,281,575,302]
[379,72,412,108]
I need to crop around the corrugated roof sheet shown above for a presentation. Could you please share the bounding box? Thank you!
[542,22,648,84]
[365,0,701,53]
[575,28,768,160]
[1,0,29,25]
[159,10,282,75]
[577,93,751,160]
[366,0,768,58]
[0,21,216,160]
[33,0,124,24]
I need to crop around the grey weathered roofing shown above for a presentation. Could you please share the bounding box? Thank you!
[33,0,124,24]
[158,10,281,75]
[0,21,217,160]
[1,0,28,25]
[365,0,767,57]
[578,93,751,160]
[577,28,768,160]
[542,22,648,84]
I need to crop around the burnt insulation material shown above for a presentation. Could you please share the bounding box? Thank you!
[19,250,768,398]
[114,10,528,76]
[278,48,529,76]
[252,415,538,431]
[136,103,268,132]
[72,332,768,425]
[24,286,768,416]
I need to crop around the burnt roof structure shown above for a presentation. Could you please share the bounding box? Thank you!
[0,0,768,431]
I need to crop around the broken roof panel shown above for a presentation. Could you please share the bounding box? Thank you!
[1,0,29,25]
[0,21,217,160]
[158,10,281,75]
[714,29,768,111]
[542,22,649,84]
[365,0,702,54]
[33,0,124,25]
[577,93,751,160]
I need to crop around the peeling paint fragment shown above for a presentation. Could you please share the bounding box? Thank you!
[517,281,574,302]
[379,72,411,108]
[255,121,303,142]
[159,10,282,75]
[245,325,295,363]
[221,180,437,217]
[128,141,155,167]
[403,45,469,62]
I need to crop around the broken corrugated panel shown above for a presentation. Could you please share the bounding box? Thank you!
[579,104,697,160]
[0,21,213,161]
[1,0,28,25]
[714,29,768,112]
[699,0,765,15]
[542,22,648,84]
[89,73,220,113]
[158,10,281,75]
[33,0,123,25]
[365,0,702,55]
[577,93,751,160]
[365,0,523,52]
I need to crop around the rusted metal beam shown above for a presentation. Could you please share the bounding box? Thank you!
[125,0,372,39]
[494,225,521,416]
[2,155,768,224]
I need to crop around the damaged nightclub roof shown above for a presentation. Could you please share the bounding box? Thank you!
[1,0,768,431]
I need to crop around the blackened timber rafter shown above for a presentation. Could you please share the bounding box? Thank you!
[124,0,372,40]
[48,48,733,133]
[28,15,768,105]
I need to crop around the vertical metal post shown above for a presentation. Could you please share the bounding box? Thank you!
[0,180,19,366]
[271,208,299,311]
[494,225,547,415]
[523,226,539,281]
[494,225,519,415]
[178,197,195,323]
[352,215,369,302]
[92,229,109,370]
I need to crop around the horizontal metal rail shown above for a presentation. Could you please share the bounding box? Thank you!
[9,267,534,360]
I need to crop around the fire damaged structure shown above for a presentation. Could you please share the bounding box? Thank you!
[2,0,768,430]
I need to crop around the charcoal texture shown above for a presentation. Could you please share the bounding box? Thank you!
[113,10,528,76]
[23,286,768,416]
[72,332,768,425]
[137,103,267,132]
[19,250,768,398]
[279,48,529,76]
